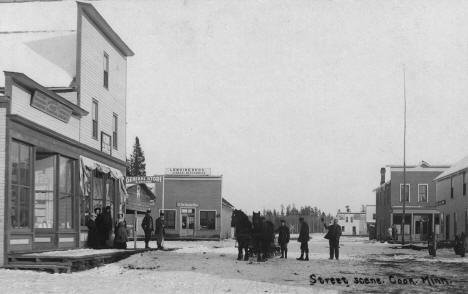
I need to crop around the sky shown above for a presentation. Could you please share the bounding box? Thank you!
[78,0,468,213]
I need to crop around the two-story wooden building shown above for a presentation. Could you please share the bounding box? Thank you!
[374,161,449,242]
[0,1,133,266]
[434,155,468,243]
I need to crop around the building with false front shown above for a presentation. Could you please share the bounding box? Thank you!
[374,161,449,242]
[0,1,133,266]
[153,168,234,240]
[434,155,468,243]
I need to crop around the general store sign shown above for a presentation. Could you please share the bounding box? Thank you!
[31,90,73,123]
[125,176,163,184]
[166,168,211,176]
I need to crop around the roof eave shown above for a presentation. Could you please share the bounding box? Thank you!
[77,1,134,57]
[4,71,88,117]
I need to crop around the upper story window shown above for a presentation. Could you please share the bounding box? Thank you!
[418,184,428,202]
[103,53,109,89]
[450,177,454,199]
[92,99,98,139]
[112,113,118,149]
[463,172,466,196]
[400,183,410,202]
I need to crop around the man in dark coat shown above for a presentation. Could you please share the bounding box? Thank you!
[323,218,342,260]
[94,207,104,248]
[85,212,98,249]
[155,213,166,249]
[101,206,113,248]
[277,219,290,259]
[297,217,310,261]
[141,209,154,249]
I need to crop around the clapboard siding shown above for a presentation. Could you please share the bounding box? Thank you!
[10,85,80,141]
[79,14,127,161]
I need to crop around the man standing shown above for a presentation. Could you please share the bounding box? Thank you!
[277,220,290,259]
[297,217,310,261]
[94,207,104,248]
[101,206,113,248]
[323,218,342,260]
[141,209,154,249]
[155,212,166,250]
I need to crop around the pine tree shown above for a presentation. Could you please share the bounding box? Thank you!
[128,137,146,176]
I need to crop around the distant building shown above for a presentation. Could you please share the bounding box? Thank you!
[125,184,156,237]
[366,205,376,239]
[374,161,449,242]
[0,1,133,266]
[336,208,367,236]
[153,168,234,240]
[434,155,468,242]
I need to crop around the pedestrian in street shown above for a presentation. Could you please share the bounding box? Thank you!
[141,209,154,249]
[101,206,113,248]
[94,207,104,248]
[113,213,128,249]
[392,224,398,241]
[85,212,98,249]
[387,226,392,242]
[155,212,166,250]
[323,218,342,260]
[297,217,310,261]
[277,219,290,259]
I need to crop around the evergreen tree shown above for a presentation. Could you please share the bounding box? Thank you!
[128,137,146,176]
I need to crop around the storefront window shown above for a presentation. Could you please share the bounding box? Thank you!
[106,177,115,220]
[200,211,216,230]
[93,171,104,211]
[59,156,74,229]
[34,153,55,229]
[10,141,32,229]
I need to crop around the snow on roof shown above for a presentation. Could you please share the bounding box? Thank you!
[222,198,235,209]
[0,1,78,87]
[434,154,468,181]
[0,1,133,88]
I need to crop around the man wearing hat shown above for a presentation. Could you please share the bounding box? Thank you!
[141,209,154,249]
[297,217,310,261]
[323,218,342,260]
[155,212,166,250]
[277,219,290,259]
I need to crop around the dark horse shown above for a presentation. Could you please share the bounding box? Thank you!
[231,209,252,261]
[252,211,275,261]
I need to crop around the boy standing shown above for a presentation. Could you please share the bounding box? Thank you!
[277,220,290,259]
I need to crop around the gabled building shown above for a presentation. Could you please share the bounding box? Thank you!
[434,155,468,242]
[0,1,133,266]
[374,161,449,242]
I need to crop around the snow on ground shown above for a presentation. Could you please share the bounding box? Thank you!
[1,235,467,293]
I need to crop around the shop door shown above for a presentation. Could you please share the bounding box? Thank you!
[352,226,356,235]
[180,208,195,237]
[33,153,57,250]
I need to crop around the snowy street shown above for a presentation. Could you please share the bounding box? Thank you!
[0,234,466,293]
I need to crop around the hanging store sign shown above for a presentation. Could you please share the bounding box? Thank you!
[176,202,199,207]
[31,90,73,123]
[166,168,211,176]
[125,176,163,184]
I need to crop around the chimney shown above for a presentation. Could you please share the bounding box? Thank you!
[380,167,386,185]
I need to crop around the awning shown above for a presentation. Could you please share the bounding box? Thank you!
[80,156,127,196]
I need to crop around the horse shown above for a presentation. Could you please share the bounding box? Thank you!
[252,211,275,261]
[231,209,252,261]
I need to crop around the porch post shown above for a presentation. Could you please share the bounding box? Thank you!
[0,105,7,266]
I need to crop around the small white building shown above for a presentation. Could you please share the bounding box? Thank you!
[336,208,367,236]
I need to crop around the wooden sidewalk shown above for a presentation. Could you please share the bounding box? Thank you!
[4,248,157,273]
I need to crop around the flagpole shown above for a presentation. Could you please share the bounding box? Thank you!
[401,65,407,245]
